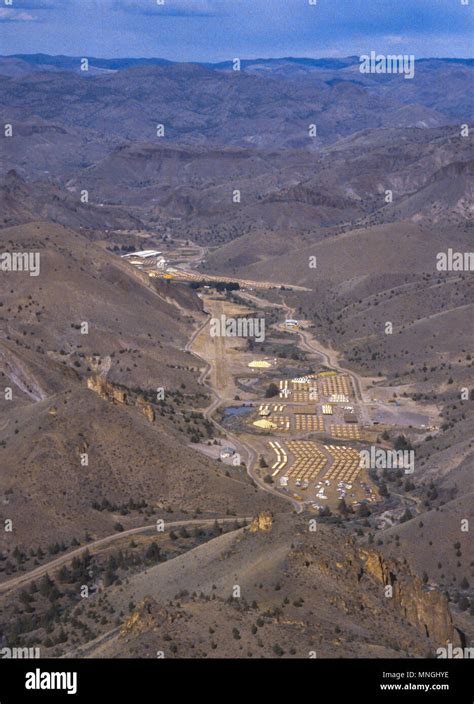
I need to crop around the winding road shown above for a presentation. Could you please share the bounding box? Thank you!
[0,517,251,596]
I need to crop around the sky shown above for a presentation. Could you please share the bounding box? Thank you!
[0,0,472,62]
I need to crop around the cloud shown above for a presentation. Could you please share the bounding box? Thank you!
[0,8,36,22]
[385,35,405,46]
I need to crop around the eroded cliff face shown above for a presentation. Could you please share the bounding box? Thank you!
[360,548,458,648]
[87,375,155,423]
[285,519,460,654]
[249,511,274,532]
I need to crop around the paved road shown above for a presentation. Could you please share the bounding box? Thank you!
[0,517,251,596]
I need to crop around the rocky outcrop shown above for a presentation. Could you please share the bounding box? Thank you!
[87,375,155,423]
[120,598,184,642]
[136,395,155,423]
[249,511,273,532]
[360,547,458,647]
[120,598,163,638]
[292,527,460,653]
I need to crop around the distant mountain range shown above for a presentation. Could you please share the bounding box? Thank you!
[0,55,472,184]
[2,53,473,73]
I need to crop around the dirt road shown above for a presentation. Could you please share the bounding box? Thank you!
[0,517,251,596]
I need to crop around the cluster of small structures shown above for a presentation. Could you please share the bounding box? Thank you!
[232,365,378,510]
